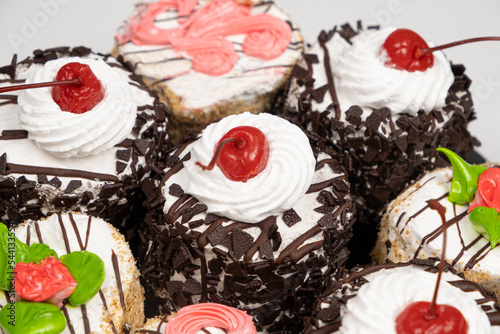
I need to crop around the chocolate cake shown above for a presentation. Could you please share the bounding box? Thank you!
[277,22,478,265]
[137,112,355,332]
[0,47,169,230]
[304,259,500,333]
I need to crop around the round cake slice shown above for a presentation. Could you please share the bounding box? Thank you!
[373,149,500,301]
[0,212,144,333]
[138,112,355,332]
[304,260,500,334]
[0,47,169,228]
[114,0,304,141]
[279,22,478,264]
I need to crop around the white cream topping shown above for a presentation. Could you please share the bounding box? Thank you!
[338,266,493,334]
[301,27,454,118]
[183,112,316,223]
[116,1,303,112]
[17,57,137,158]
[384,167,500,279]
[0,213,139,334]
[332,27,454,115]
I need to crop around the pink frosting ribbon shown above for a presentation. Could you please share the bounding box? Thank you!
[164,303,257,334]
[117,0,292,76]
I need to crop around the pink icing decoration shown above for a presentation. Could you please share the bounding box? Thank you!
[14,257,77,308]
[116,0,292,76]
[469,167,500,213]
[164,303,257,334]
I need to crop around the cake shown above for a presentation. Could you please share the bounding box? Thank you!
[114,0,304,141]
[304,259,500,333]
[137,303,257,333]
[0,47,169,229]
[138,112,355,332]
[373,148,500,301]
[0,212,144,333]
[279,22,478,264]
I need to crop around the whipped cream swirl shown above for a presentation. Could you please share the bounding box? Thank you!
[17,57,137,158]
[183,112,316,223]
[339,267,491,334]
[330,27,454,116]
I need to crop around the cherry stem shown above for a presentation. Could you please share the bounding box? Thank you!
[425,199,447,320]
[196,137,246,171]
[415,36,500,59]
[0,76,83,94]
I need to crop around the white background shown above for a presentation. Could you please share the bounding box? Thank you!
[0,0,499,162]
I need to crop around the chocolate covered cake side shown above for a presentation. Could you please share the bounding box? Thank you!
[0,47,170,230]
[137,112,355,333]
[277,22,479,265]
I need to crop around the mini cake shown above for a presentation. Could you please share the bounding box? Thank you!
[138,112,355,332]
[0,212,144,333]
[0,47,169,228]
[279,22,478,264]
[373,148,500,300]
[304,260,500,333]
[114,0,304,141]
[137,303,257,333]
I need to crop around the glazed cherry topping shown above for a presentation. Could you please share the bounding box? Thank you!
[395,199,468,334]
[196,125,270,182]
[382,28,434,72]
[396,302,467,334]
[52,62,105,114]
[383,29,500,72]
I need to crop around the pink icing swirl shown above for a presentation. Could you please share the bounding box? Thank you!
[469,167,500,213]
[164,303,257,334]
[116,0,292,76]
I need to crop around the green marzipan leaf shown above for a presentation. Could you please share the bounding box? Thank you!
[27,244,58,264]
[0,224,29,291]
[61,251,105,306]
[469,206,500,249]
[436,148,487,205]
[0,301,66,334]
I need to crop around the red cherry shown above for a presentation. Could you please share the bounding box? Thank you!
[196,125,270,182]
[52,62,105,114]
[14,256,77,308]
[383,29,500,72]
[395,200,468,334]
[382,28,434,72]
[396,301,468,334]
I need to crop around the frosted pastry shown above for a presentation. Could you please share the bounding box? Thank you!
[0,47,169,227]
[114,0,304,141]
[281,22,478,264]
[0,212,144,333]
[373,148,500,300]
[137,112,355,332]
[304,260,500,334]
